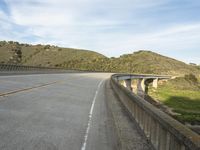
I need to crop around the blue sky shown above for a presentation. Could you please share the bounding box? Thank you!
[0,0,200,64]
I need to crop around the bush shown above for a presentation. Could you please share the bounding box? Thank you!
[184,73,198,83]
[44,45,51,49]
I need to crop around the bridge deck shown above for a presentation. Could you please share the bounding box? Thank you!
[0,73,151,150]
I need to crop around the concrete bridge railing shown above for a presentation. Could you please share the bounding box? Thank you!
[0,64,85,75]
[116,74,171,98]
[111,74,200,150]
[0,64,63,72]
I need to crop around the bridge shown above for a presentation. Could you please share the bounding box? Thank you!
[115,74,171,98]
[0,64,199,150]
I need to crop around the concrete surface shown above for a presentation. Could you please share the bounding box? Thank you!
[0,73,151,150]
[105,80,153,150]
[111,74,200,150]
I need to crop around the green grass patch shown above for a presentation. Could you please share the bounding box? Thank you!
[149,75,200,124]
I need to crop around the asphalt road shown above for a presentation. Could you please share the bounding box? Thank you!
[0,73,151,150]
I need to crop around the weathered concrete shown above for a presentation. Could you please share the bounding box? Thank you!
[124,79,132,91]
[0,73,119,150]
[152,78,158,89]
[119,75,167,98]
[0,64,60,71]
[0,64,82,75]
[137,78,146,97]
[111,74,200,150]
[105,80,153,150]
[116,74,172,101]
[0,73,155,150]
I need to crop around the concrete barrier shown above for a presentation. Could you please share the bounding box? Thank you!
[0,64,56,71]
[111,74,200,150]
[0,64,79,74]
[0,64,110,75]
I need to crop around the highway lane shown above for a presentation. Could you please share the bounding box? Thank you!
[0,73,73,94]
[0,73,120,150]
[0,73,152,150]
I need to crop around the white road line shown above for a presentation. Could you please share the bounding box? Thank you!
[81,80,104,150]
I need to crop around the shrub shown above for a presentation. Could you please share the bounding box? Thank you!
[44,45,51,49]
[184,73,198,83]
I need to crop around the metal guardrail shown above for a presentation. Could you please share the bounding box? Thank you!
[111,74,200,150]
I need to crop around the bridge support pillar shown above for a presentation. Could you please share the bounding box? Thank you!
[152,78,158,89]
[122,80,126,87]
[137,78,146,97]
[124,79,132,91]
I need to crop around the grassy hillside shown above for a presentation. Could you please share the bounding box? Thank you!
[0,41,106,68]
[149,74,200,124]
[22,46,106,69]
[106,51,200,75]
[57,50,200,75]
[196,65,200,71]
[0,41,200,76]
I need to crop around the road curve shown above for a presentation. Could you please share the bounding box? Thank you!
[0,73,151,150]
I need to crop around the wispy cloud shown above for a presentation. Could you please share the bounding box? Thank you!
[0,0,200,63]
[0,0,10,15]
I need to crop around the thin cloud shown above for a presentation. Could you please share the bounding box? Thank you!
[0,0,200,64]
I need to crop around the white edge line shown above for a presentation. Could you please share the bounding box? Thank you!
[81,80,104,150]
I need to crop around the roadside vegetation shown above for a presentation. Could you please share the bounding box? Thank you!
[1,41,200,76]
[0,41,105,68]
[1,41,200,125]
[149,74,200,124]
[196,65,200,71]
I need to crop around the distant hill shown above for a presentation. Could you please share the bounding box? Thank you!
[0,41,200,76]
[105,51,200,76]
[0,41,106,69]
